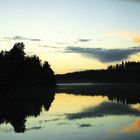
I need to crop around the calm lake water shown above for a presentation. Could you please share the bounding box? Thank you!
[0,84,140,140]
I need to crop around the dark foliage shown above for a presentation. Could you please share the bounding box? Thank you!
[0,42,55,87]
[56,61,140,83]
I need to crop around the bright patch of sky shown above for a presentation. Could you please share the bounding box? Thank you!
[0,0,140,73]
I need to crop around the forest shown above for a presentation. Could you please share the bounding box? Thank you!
[0,42,55,87]
[56,61,140,83]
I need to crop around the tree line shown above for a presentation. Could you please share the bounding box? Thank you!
[0,42,55,87]
[56,61,140,83]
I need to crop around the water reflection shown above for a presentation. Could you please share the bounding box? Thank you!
[1,83,140,140]
[66,102,140,120]
[120,118,140,133]
[49,94,107,113]
[0,87,55,133]
[56,83,140,105]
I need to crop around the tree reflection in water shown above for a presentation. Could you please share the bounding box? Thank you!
[56,83,140,105]
[0,86,55,133]
[1,83,140,133]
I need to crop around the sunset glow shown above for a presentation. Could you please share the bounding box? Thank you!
[0,0,140,73]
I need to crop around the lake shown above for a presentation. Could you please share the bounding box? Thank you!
[0,83,140,140]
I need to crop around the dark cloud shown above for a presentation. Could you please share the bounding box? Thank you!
[4,36,42,41]
[64,46,140,62]
[78,39,92,42]
[66,102,140,120]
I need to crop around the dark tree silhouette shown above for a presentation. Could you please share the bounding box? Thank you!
[56,61,140,83]
[9,42,25,60]
[0,42,55,87]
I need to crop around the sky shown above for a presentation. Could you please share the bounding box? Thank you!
[0,0,140,74]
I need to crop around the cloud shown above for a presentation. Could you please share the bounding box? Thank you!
[39,45,58,49]
[37,45,63,53]
[66,102,140,120]
[64,46,140,62]
[78,39,92,42]
[4,36,42,42]
[55,39,92,45]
